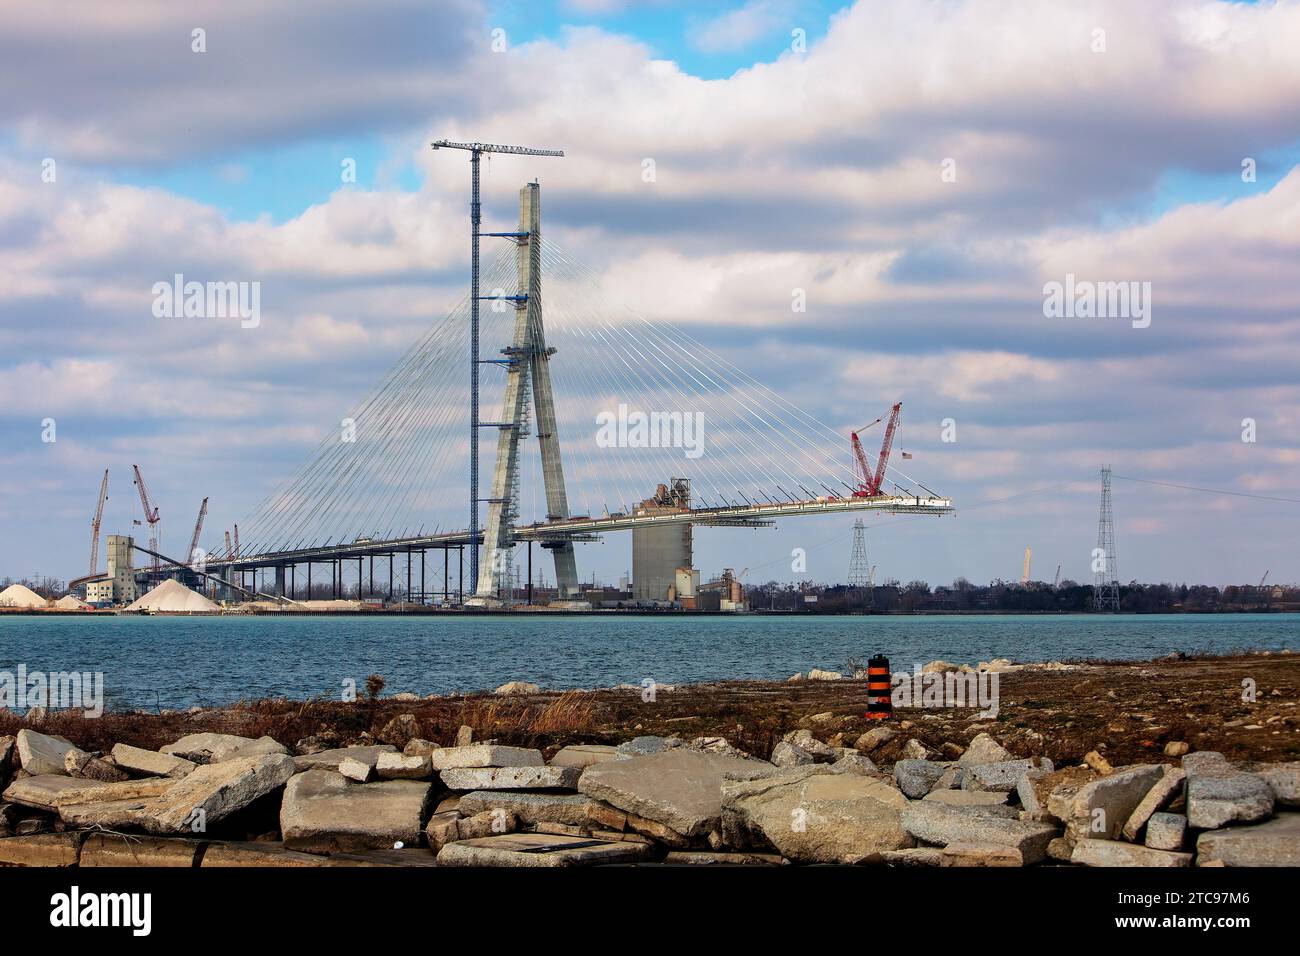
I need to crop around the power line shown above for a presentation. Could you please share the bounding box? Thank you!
[1112,475,1300,505]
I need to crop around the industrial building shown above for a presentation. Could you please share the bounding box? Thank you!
[631,479,694,604]
[83,534,139,607]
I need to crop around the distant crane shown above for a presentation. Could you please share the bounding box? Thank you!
[187,497,209,565]
[1021,546,1032,584]
[131,465,161,570]
[1259,570,1270,588]
[851,402,902,497]
[88,468,109,576]
[1053,564,1061,589]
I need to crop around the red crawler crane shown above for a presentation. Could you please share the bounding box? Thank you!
[851,402,902,497]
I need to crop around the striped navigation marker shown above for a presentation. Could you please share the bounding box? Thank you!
[865,654,893,719]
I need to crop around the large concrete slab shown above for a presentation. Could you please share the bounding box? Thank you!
[111,743,196,778]
[1071,839,1192,868]
[550,744,619,769]
[579,748,776,838]
[280,768,433,853]
[1121,767,1185,841]
[161,733,288,764]
[455,790,596,826]
[724,770,914,864]
[1056,764,1164,842]
[428,744,544,771]
[440,765,581,791]
[436,831,653,867]
[3,774,173,813]
[80,833,203,867]
[1196,814,1300,866]
[201,842,329,867]
[293,745,396,773]
[0,833,85,867]
[901,802,1058,865]
[138,752,296,834]
[15,729,75,776]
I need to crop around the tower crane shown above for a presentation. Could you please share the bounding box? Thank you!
[851,402,902,497]
[188,497,209,564]
[131,464,161,570]
[88,469,109,576]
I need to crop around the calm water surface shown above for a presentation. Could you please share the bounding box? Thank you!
[0,613,1295,710]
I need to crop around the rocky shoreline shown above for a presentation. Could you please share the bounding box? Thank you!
[1,652,1297,867]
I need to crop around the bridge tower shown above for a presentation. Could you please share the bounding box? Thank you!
[475,183,579,600]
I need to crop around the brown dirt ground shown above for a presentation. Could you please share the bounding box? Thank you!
[3,652,1297,768]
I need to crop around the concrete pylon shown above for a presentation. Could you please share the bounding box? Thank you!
[475,183,579,599]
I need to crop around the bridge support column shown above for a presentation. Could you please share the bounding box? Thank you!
[274,565,286,598]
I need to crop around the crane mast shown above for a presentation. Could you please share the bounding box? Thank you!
[89,468,109,576]
[188,497,209,564]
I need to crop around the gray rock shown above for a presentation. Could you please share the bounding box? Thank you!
[901,739,931,761]
[722,771,914,864]
[436,831,652,866]
[1145,812,1187,851]
[962,757,1053,793]
[922,789,1010,808]
[1247,762,1300,808]
[1058,764,1165,842]
[1184,756,1274,830]
[428,744,544,771]
[614,736,683,759]
[493,681,541,695]
[110,743,196,778]
[280,768,433,853]
[831,753,881,776]
[663,850,785,865]
[338,756,374,782]
[579,748,776,837]
[64,748,129,782]
[375,752,432,780]
[138,752,296,834]
[771,741,816,768]
[1018,766,1097,823]
[455,724,474,746]
[455,790,595,827]
[901,802,1058,865]
[957,733,1012,766]
[161,733,287,764]
[1071,839,1192,867]
[550,744,619,768]
[15,729,75,776]
[883,842,1024,867]
[689,737,753,759]
[403,738,441,758]
[893,760,951,799]
[4,774,173,814]
[1121,766,1185,841]
[1195,814,1300,866]
[293,745,396,773]
[439,765,582,791]
[855,727,898,752]
[782,729,835,760]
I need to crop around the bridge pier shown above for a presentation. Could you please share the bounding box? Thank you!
[274,565,285,598]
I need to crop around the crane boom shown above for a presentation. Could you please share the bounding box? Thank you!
[870,403,902,496]
[89,468,109,576]
[431,139,565,157]
[131,464,161,569]
[188,497,209,562]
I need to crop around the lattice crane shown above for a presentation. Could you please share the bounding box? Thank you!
[851,402,902,497]
[88,469,109,576]
[188,497,209,564]
[131,464,161,569]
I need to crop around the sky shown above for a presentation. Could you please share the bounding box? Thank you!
[1,0,1299,589]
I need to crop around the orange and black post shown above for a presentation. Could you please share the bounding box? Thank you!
[865,654,892,719]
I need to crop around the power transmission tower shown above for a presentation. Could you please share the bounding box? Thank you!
[1094,465,1120,611]
[848,518,870,587]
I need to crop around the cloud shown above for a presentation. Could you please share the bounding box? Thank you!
[690,1,798,53]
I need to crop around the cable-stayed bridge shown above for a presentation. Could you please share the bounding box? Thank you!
[189,176,952,605]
